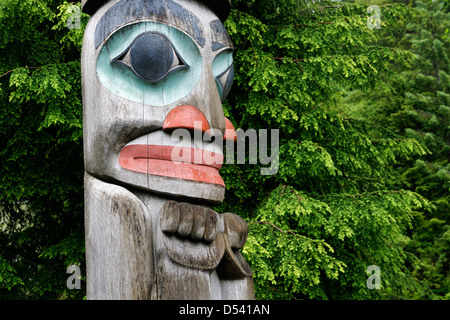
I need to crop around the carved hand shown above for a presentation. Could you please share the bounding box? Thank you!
[160,200,252,278]
[161,201,248,248]
[160,201,219,243]
[221,212,248,249]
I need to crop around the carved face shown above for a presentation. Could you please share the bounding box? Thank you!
[82,0,235,203]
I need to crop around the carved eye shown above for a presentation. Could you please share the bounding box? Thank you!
[212,49,234,101]
[113,32,189,83]
[216,64,234,101]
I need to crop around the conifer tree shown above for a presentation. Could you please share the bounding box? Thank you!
[342,0,450,299]
[0,0,441,300]
[218,0,431,299]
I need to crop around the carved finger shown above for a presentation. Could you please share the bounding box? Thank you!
[177,202,194,237]
[190,207,206,240]
[203,209,217,243]
[161,200,180,234]
[223,212,248,249]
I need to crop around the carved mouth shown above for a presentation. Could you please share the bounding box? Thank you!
[118,132,225,186]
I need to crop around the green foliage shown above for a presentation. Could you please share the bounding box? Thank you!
[0,0,447,300]
[341,0,450,299]
[243,185,430,299]
[217,0,438,299]
[0,254,24,290]
[0,1,87,299]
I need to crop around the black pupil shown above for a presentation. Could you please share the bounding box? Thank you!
[129,33,174,82]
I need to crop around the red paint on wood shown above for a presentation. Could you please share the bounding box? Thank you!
[162,105,210,133]
[223,117,237,142]
[119,145,225,186]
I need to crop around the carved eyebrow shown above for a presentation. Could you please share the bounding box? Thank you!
[209,19,233,52]
[94,0,206,49]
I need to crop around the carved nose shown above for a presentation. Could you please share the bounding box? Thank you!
[163,105,236,141]
[163,105,209,133]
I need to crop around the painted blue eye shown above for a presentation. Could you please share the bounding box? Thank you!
[113,32,188,83]
[212,49,234,101]
[97,22,203,106]
[216,64,234,101]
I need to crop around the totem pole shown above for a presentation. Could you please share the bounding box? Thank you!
[81,0,254,299]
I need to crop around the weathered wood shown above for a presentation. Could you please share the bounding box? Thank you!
[134,191,254,299]
[82,0,232,23]
[82,0,254,300]
[161,201,226,270]
[85,173,254,299]
[85,173,154,299]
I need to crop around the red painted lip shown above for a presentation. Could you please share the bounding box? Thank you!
[119,145,225,186]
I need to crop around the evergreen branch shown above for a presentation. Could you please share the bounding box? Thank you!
[0,66,41,79]
[303,136,416,145]
[293,21,335,28]
[343,117,365,122]
[317,5,342,10]
[345,190,404,198]
[370,139,412,144]
[247,220,298,237]
[271,17,349,29]
[317,190,406,199]
[247,220,334,250]
[233,164,245,184]
[286,185,305,203]
[274,57,308,62]
[0,70,15,79]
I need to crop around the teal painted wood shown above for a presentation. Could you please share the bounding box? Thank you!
[211,49,233,100]
[96,22,203,106]
[212,48,233,78]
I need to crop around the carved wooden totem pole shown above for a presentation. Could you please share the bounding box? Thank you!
[81,0,254,299]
